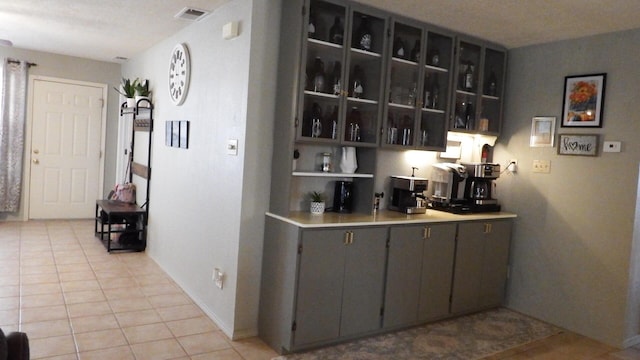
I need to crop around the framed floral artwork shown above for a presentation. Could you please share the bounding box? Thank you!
[561,73,606,127]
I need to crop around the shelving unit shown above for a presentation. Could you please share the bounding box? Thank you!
[95,98,153,252]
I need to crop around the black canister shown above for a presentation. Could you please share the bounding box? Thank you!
[333,181,354,213]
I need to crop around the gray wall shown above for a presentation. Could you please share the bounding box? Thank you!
[0,47,121,220]
[122,0,278,338]
[495,28,640,347]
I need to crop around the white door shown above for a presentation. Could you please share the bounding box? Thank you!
[29,79,105,219]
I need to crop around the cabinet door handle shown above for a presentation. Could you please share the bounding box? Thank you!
[344,231,350,245]
[349,231,354,244]
[423,226,431,239]
[484,223,492,234]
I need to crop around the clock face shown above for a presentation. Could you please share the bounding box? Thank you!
[169,43,190,105]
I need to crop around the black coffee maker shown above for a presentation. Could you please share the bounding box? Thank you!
[462,163,501,212]
[333,181,354,213]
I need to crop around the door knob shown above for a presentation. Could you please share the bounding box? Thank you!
[33,149,39,154]
[32,159,39,164]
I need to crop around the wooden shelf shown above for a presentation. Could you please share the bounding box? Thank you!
[292,171,373,178]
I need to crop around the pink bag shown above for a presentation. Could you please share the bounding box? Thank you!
[109,183,136,204]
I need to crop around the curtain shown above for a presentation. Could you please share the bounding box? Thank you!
[0,59,28,212]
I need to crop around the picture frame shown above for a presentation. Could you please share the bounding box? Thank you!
[530,116,556,147]
[561,73,606,127]
[179,121,190,149]
[557,134,599,156]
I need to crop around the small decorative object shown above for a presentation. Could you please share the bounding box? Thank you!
[134,79,151,105]
[340,146,357,173]
[557,134,599,156]
[169,43,191,106]
[309,191,325,215]
[114,77,137,108]
[561,73,606,127]
[530,116,556,147]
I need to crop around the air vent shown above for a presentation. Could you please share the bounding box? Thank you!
[175,7,209,21]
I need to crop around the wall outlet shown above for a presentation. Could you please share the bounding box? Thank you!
[532,160,551,173]
[508,159,518,173]
[603,141,621,153]
[213,268,224,289]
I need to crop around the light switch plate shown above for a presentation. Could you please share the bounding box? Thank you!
[603,141,621,153]
[533,160,551,173]
[227,139,238,155]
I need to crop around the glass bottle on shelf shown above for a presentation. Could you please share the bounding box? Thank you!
[351,65,365,98]
[407,82,417,106]
[331,61,341,95]
[430,75,440,109]
[311,102,323,137]
[393,37,406,59]
[487,69,497,96]
[463,62,474,91]
[329,16,344,45]
[355,16,373,51]
[312,57,326,93]
[347,107,362,142]
[308,11,317,39]
[410,39,420,62]
[464,101,474,130]
[328,105,338,140]
[428,48,439,66]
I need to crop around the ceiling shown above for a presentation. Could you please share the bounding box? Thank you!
[1,0,640,63]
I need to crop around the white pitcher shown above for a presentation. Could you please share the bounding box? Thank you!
[340,146,358,173]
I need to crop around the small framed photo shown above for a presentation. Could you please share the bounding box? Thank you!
[557,134,599,156]
[179,121,189,149]
[530,116,556,147]
[561,73,606,127]
[165,121,172,146]
[171,121,180,146]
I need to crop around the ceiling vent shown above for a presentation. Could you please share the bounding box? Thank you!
[175,7,209,21]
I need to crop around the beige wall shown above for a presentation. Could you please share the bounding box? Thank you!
[495,28,640,347]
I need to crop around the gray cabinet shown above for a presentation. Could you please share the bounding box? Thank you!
[295,226,386,346]
[384,223,456,329]
[450,220,512,314]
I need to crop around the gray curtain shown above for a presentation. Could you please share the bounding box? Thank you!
[0,59,28,212]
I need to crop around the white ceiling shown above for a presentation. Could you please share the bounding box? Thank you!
[1,0,640,63]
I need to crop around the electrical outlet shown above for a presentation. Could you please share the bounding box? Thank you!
[508,159,518,173]
[213,268,224,289]
[532,160,551,173]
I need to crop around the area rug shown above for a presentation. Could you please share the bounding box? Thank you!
[274,308,561,360]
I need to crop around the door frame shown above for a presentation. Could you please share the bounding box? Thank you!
[21,75,108,221]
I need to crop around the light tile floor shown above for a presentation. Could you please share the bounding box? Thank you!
[1,220,639,359]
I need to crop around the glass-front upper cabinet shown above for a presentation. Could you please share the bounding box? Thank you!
[297,0,387,147]
[383,18,453,150]
[452,38,506,135]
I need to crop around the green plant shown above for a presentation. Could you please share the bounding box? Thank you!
[135,79,150,97]
[114,78,138,98]
[310,191,324,203]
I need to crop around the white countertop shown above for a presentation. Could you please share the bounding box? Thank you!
[266,209,517,228]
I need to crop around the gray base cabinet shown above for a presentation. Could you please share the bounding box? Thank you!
[450,220,512,314]
[383,223,456,329]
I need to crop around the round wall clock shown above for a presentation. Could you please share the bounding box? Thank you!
[168,43,191,105]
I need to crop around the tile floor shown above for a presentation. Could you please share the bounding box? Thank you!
[0,220,639,359]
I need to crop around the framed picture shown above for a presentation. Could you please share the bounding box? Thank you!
[179,121,189,149]
[557,134,599,156]
[530,116,556,147]
[165,121,172,146]
[561,73,606,127]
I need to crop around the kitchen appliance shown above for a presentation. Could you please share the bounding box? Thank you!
[430,162,501,213]
[333,180,354,213]
[388,176,428,214]
[462,162,501,212]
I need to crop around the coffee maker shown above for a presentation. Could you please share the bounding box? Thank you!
[462,162,501,212]
[388,176,428,214]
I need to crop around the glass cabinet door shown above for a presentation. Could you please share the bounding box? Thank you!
[384,21,422,148]
[342,8,386,146]
[479,48,505,134]
[299,0,347,143]
[419,31,453,149]
[452,40,481,132]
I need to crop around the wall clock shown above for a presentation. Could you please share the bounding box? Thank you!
[169,43,191,105]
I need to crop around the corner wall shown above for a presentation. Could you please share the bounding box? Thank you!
[495,28,640,347]
[122,0,278,338]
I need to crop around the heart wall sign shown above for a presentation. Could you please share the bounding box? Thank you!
[557,134,599,156]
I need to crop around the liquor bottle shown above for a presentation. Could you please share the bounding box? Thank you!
[407,82,417,106]
[308,12,316,39]
[356,16,373,51]
[464,62,474,91]
[329,16,344,45]
[487,70,498,96]
[430,75,440,109]
[410,39,420,62]
[351,65,365,99]
[465,101,474,130]
[311,102,323,137]
[393,37,405,59]
[331,61,341,95]
[312,57,325,93]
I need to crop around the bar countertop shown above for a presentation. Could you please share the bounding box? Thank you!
[266,209,517,228]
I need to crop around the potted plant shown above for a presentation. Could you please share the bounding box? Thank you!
[309,191,325,215]
[114,78,138,108]
[134,79,151,106]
